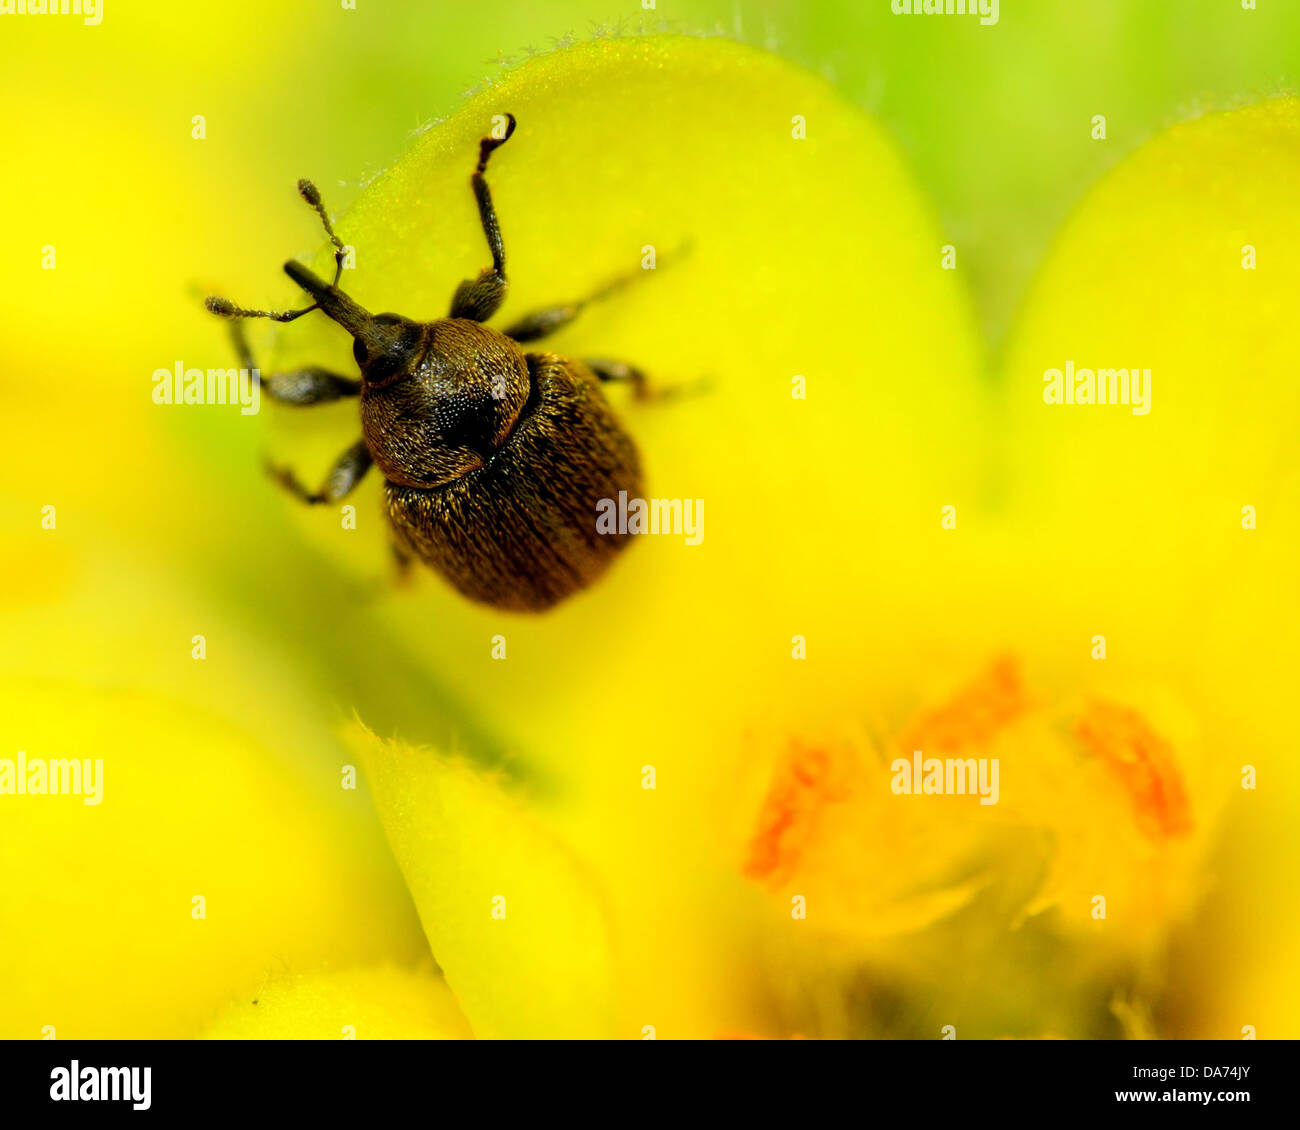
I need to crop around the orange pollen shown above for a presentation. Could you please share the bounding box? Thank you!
[1075,700,1193,838]
[899,654,1027,753]
[743,742,847,884]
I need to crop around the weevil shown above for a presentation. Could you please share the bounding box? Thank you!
[207,114,677,612]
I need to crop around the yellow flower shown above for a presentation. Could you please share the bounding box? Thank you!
[2,34,1295,1041]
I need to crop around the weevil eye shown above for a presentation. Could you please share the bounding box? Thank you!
[354,314,422,384]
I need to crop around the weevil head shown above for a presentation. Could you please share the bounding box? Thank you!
[283,260,423,385]
[348,312,425,385]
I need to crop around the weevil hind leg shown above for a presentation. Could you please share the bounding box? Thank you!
[227,321,360,406]
[449,114,516,322]
[389,534,416,588]
[266,439,372,505]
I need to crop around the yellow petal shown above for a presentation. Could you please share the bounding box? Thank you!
[1002,97,1300,566]
[999,98,1300,1036]
[202,964,472,1040]
[348,721,616,1038]
[0,681,425,1039]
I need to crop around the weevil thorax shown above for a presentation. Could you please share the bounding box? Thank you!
[358,317,530,489]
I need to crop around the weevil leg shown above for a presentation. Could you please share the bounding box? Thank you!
[350,535,417,605]
[502,273,632,343]
[228,321,360,405]
[584,357,650,398]
[504,273,641,343]
[261,369,361,405]
[390,534,415,588]
[583,357,711,403]
[449,113,517,322]
[266,439,372,505]
[501,302,584,344]
[503,242,692,343]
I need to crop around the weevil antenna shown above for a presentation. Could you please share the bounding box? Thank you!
[203,180,353,321]
[297,179,348,286]
[204,295,319,322]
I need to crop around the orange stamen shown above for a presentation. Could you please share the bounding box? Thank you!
[1076,700,1192,838]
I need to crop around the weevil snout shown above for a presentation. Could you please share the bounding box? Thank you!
[282,260,421,384]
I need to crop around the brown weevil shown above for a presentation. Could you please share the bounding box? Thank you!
[207,115,675,612]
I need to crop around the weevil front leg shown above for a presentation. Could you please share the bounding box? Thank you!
[449,114,516,322]
[267,439,372,505]
[228,321,360,406]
